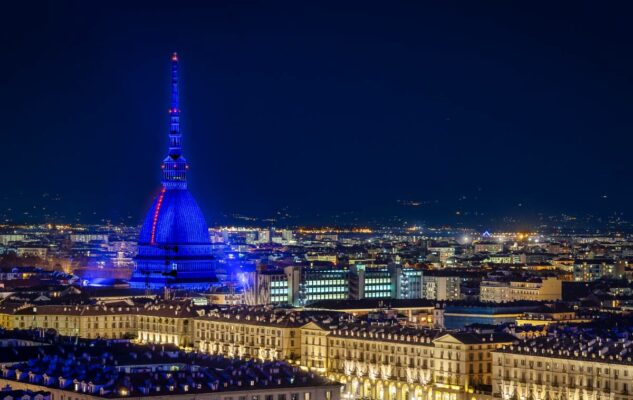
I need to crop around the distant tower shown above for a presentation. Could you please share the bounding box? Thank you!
[130,53,217,290]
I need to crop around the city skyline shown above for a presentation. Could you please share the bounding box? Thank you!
[3,4,633,400]
[2,2,633,227]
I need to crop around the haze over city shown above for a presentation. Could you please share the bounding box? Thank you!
[2,1,633,228]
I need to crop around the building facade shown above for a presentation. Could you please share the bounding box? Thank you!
[191,307,515,400]
[245,264,433,306]
[480,277,562,302]
[573,259,624,281]
[422,274,463,301]
[492,332,633,400]
[2,301,198,347]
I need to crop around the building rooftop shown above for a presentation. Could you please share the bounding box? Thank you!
[441,332,516,345]
[10,299,203,318]
[494,322,633,365]
[0,334,338,398]
[198,305,344,328]
[307,298,436,310]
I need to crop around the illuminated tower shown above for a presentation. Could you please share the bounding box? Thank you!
[130,53,217,290]
[163,52,187,190]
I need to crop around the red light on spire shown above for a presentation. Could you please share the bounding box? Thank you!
[171,52,178,62]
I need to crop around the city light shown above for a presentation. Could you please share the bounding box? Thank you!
[1,4,630,400]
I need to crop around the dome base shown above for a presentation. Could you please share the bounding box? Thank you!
[131,187,218,291]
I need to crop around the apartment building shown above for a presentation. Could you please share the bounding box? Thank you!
[320,324,514,400]
[573,259,625,281]
[422,273,464,301]
[480,277,562,302]
[1,300,199,347]
[194,308,304,363]
[492,328,633,400]
[192,307,515,400]
[10,304,138,339]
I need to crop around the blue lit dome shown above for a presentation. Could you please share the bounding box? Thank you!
[138,189,210,246]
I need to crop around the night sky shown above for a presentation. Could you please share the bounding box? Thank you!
[2,1,632,227]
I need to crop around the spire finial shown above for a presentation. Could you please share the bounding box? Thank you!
[161,52,188,189]
[170,52,179,113]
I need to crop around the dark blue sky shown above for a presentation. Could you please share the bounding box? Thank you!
[1,1,632,226]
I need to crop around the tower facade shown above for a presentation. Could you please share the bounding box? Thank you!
[130,53,217,290]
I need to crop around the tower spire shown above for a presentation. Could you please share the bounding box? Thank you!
[162,52,188,189]
[171,52,179,113]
